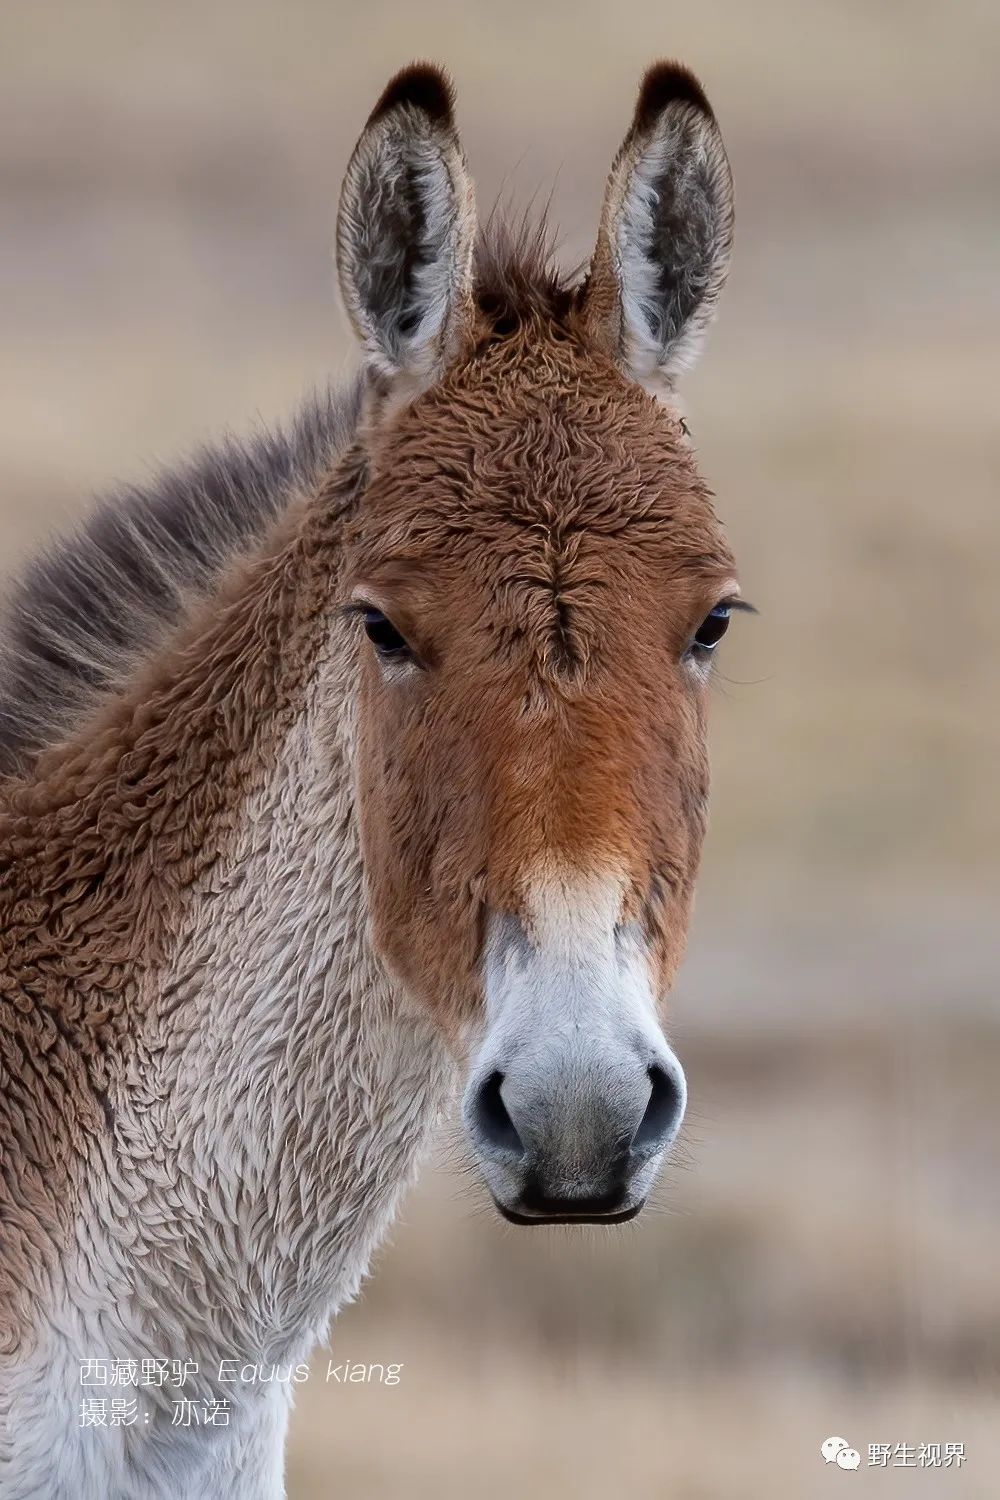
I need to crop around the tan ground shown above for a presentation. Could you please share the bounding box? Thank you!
[3,2,998,1495]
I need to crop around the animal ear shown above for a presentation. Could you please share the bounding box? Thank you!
[580,62,734,393]
[336,63,477,387]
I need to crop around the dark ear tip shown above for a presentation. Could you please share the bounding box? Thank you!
[367,62,455,129]
[633,61,715,133]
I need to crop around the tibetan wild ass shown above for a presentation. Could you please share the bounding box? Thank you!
[0,59,744,1499]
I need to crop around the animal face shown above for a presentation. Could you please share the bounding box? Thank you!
[337,61,741,1223]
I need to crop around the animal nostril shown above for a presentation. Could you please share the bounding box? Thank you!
[474,1071,525,1157]
[631,1064,683,1155]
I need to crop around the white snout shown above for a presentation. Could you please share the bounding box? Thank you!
[463,876,686,1224]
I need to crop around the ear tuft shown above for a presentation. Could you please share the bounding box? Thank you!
[631,61,715,134]
[367,62,455,129]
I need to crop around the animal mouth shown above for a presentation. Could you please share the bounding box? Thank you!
[492,1198,645,1227]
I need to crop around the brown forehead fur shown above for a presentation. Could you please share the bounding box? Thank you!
[353,317,733,668]
[351,235,734,688]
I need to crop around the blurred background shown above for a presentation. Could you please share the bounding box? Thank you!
[3,2,998,1494]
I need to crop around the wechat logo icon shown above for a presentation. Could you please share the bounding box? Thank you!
[821,1436,861,1470]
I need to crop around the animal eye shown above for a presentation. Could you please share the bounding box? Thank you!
[363,609,409,658]
[692,605,731,652]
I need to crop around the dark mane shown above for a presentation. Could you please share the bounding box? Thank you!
[0,383,362,777]
[473,208,583,336]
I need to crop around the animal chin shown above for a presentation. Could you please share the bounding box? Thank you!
[491,1198,646,1227]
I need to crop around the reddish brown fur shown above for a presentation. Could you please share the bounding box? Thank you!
[347,305,736,1032]
[0,458,364,1353]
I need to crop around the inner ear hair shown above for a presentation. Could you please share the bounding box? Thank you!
[582,61,734,393]
[335,62,477,386]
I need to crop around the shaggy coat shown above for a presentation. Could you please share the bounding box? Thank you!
[0,61,739,1499]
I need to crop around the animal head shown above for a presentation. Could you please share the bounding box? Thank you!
[337,62,743,1224]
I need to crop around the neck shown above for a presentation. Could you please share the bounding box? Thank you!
[0,452,455,1497]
